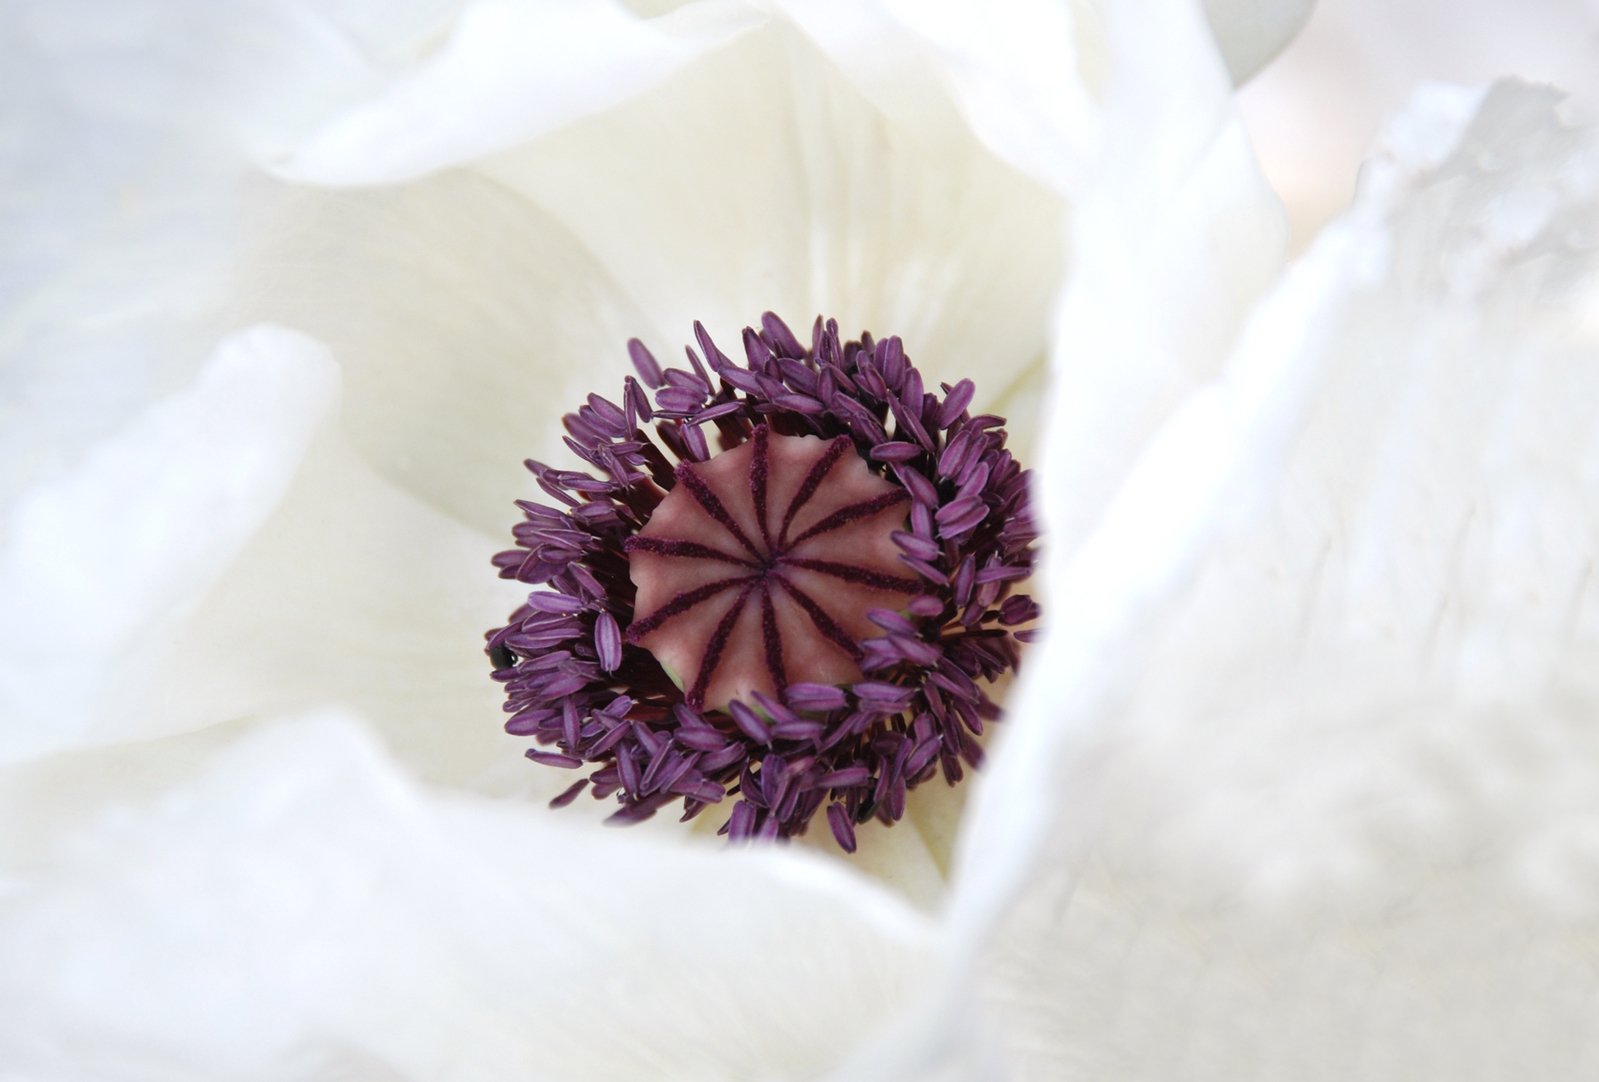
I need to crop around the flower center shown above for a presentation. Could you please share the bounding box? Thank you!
[488,313,1040,849]
[625,424,919,711]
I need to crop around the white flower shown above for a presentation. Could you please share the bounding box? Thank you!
[7,0,1594,1079]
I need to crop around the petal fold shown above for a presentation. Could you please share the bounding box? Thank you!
[0,714,936,1080]
[963,78,1599,1077]
[275,0,765,185]
[0,326,338,763]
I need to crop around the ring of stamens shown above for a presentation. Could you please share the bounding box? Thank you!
[486,313,1039,850]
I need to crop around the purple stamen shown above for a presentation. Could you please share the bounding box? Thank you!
[785,682,849,712]
[827,802,858,853]
[594,612,622,673]
[936,379,976,429]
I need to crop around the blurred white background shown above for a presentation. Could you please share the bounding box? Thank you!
[1241,0,1599,245]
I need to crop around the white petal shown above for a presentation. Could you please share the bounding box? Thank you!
[0,721,254,870]
[275,0,765,186]
[1019,0,1289,563]
[237,9,1060,536]
[968,81,1599,1074]
[1105,79,1599,904]
[1,9,266,501]
[770,0,1100,196]
[796,785,954,915]
[3,1,455,164]
[772,0,1311,201]
[0,326,337,763]
[0,0,449,502]
[482,20,1063,405]
[128,431,529,792]
[234,171,659,536]
[0,714,938,1080]
[1201,0,1315,83]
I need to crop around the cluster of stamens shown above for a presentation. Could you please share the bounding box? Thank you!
[487,314,1037,850]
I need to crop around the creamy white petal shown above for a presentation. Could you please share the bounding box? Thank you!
[0,714,938,1081]
[275,0,765,186]
[233,172,660,536]
[773,0,1313,200]
[0,0,430,511]
[796,779,956,915]
[1023,0,1288,554]
[129,430,529,792]
[0,326,337,764]
[482,19,1063,409]
[241,26,1063,536]
[967,81,1599,1077]
[769,0,1100,196]
[0,719,255,870]
[3,94,636,779]
[1106,79,1599,905]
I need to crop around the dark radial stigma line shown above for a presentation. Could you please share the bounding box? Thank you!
[781,556,922,593]
[771,574,864,662]
[624,536,758,567]
[759,582,786,696]
[776,435,852,546]
[688,583,758,707]
[675,464,763,558]
[625,575,753,639]
[750,424,773,548]
[787,490,909,546]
